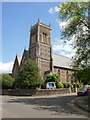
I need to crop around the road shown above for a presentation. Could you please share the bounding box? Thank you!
[1,93,89,118]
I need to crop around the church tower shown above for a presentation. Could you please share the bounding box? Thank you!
[29,19,53,78]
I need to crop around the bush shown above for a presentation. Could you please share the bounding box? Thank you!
[1,74,15,89]
[75,83,83,88]
[56,82,64,88]
[45,74,59,83]
[63,83,70,88]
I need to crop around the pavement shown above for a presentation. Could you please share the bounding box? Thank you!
[75,95,90,112]
[70,94,90,118]
[1,93,88,118]
[1,93,90,119]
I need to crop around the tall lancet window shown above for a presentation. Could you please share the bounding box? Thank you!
[43,33,47,43]
[40,33,42,42]
[45,33,47,43]
[66,71,69,82]
[48,36,50,44]
[57,69,60,82]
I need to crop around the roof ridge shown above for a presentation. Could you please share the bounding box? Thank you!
[52,53,71,59]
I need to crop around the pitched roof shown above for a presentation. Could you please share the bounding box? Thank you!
[16,54,72,69]
[52,54,72,69]
[17,56,22,65]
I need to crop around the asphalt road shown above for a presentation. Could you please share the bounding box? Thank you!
[1,93,89,118]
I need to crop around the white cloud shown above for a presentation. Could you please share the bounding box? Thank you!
[52,39,74,52]
[52,38,75,58]
[59,21,68,29]
[64,44,73,52]
[58,17,75,30]
[54,6,60,12]
[0,61,14,74]
[48,8,54,14]
[60,51,75,58]
[52,44,63,51]
[48,6,60,14]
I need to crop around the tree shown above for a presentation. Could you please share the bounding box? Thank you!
[73,67,90,85]
[57,2,90,84]
[1,74,15,89]
[45,74,60,88]
[16,59,43,89]
[58,2,90,69]
[45,74,59,83]
[0,74,2,89]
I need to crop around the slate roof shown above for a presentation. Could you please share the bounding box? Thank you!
[16,54,72,69]
[52,54,72,69]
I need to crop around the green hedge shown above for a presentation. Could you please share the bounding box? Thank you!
[56,82,64,88]
[75,83,83,88]
[63,83,70,88]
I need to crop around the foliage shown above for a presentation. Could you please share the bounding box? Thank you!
[56,82,64,88]
[73,67,90,85]
[63,83,70,88]
[45,74,59,83]
[0,74,2,89]
[75,82,83,88]
[45,74,61,88]
[16,59,43,89]
[57,2,90,85]
[1,74,15,89]
[58,2,90,69]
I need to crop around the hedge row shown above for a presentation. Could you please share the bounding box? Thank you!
[56,82,83,88]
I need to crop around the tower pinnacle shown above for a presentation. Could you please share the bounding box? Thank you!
[38,18,40,23]
[49,22,51,27]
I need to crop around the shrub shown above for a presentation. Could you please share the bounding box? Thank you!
[2,74,15,89]
[75,83,83,88]
[45,74,59,83]
[56,82,64,88]
[63,83,70,88]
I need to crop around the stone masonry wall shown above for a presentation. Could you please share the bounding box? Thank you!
[2,89,70,96]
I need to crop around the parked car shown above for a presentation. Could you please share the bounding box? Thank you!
[84,85,90,87]
[77,87,90,96]
[85,88,90,95]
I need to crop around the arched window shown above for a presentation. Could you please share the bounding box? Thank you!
[66,71,69,82]
[57,69,60,81]
[48,36,50,44]
[45,33,47,43]
[40,33,42,42]
[43,32,47,43]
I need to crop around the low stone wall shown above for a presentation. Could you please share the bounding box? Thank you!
[1,88,70,96]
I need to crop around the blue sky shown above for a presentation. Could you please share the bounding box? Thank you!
[2,2,60,62]
[1,2,75,73]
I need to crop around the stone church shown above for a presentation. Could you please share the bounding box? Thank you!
[12,20,73,83]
